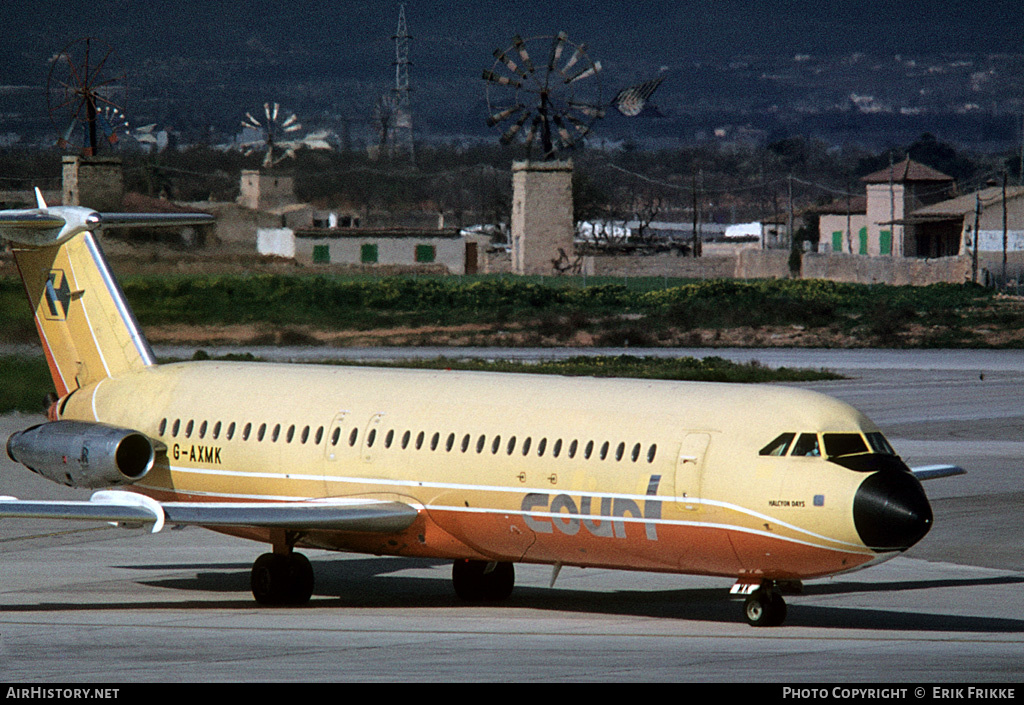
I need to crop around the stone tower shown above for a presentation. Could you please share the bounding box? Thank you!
[510,160,574,275]
[62,156,124,211]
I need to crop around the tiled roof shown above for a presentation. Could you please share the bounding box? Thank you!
[861,158,954,184]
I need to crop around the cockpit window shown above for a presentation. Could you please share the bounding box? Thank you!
[823,433,869,458]
[865,432,896,455]
[759,433,795,456]
[791,433,821,457]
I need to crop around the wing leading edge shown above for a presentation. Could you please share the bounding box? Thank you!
[0,491,419,534]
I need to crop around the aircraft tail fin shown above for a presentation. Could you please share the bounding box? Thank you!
[2,198,213,396]
[12,233,155,396]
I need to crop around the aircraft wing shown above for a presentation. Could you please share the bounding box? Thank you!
[910,464,967,480]
[0,491,418,534]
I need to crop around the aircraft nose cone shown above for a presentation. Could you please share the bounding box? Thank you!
[853,469,933,552]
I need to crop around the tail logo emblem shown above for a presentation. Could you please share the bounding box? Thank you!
[44,270,72,321]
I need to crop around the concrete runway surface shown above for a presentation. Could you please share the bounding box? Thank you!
[0,349,1021,682]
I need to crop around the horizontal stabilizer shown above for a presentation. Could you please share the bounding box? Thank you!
[0,491,419,535]
[910,464,967,480]
[93,212,215,228]
[0,212,67,229]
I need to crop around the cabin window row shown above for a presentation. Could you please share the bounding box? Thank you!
[157,417,658,464]
[159,418,326,446]
[364,428,658,464]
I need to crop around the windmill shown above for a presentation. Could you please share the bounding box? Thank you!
[239,102,331,168]
[483,33,604,160]
[47,37,128,155]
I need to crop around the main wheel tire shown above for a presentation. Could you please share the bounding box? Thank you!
[452,560,515,601]
[251,552,315,606]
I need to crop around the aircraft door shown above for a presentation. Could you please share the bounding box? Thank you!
[324,412,349,463]
[676,433,710,511]
[361,413,385,463]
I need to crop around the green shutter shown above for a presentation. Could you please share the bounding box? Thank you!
[312,245,330,264]
[360,243,378,263]
[415,244,436,263]
[832,231,843,253]
[858,227,868,255]
[879,230,892,255]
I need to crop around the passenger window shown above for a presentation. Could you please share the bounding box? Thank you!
[430,432,439,451]
[599,441,609,460]
[491,435,502,454]
[272,424,281,442]
[367,429,377,448]
[243,423,252,441]
[791,433,820,457]
[385,429,394,448]
[522,437,532,456]
[349,428,358,446]
[866,432,896,455]
[159,418,167,436]
[227,422,236,440]
[537,438,547,456]
[460,434,470,452]
[647,444,657,463]
[286,425,295,443]
[506,436,517,455]
[631,443,641,462]
[759,433,795,457]
[185,420,194,438]
[584,440,594,459]
[476,435,486,453]
[446,433,455,452]
[198,420,207,439]
[172,419,180,437]
[552,439,562,458]
[257,423,267,442]
[330,427,340,446]
[314,426,323,444]
[402,430,411,449]
[302,426,310,444]
[568,440,578,458]
[615,442,625,461]
[212,421,221,439]
[824,433,869,458]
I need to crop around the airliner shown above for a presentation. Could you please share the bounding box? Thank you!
[0,191,964,626]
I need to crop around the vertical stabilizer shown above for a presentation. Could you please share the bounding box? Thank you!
[13,232,154,396]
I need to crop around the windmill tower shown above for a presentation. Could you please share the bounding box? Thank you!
[389,4,415,162]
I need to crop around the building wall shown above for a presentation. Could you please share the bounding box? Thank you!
[819,213,868,254]
[865,182,906,257]
[965,196,1024,254]
[290,232,485,275]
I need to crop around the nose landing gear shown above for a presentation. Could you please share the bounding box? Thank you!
[743,584,787,627]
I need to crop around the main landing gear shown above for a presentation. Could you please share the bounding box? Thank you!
[250,551,314,606]
[451,559,515,601]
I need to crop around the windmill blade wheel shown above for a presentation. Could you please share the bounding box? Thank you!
[483,33,603,159]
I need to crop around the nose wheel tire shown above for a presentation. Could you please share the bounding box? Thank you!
[452,560,515,601]
[744,587,787,627]
[251,552,314,606]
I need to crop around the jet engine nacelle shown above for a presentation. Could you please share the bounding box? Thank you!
[6,421,156,489]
